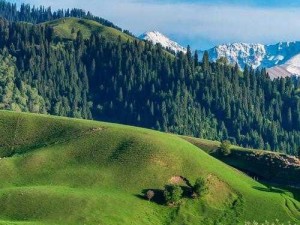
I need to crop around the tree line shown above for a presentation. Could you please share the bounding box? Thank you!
[0,0,127,32]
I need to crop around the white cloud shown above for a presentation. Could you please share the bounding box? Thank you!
[11,0,300,49]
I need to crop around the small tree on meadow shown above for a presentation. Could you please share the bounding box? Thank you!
[193,177,208,198]
[146,190,155,202]
[164,184,183,205]
[219,140,231,156]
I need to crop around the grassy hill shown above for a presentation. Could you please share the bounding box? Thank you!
[0,111,299,225]
[43,17,135,42]
[43,18,175,57]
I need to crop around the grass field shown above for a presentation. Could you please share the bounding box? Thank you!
[43,18,135,42]
[0,111,299,225]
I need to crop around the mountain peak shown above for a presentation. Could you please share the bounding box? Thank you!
[139,31,187,53]
[199,41,300,78]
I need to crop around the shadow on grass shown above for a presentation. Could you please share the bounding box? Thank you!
[135,189,165,205]
[136,185,194,205]
[252,186,286,194]
[181,185,193,197]
[257,181,300,202]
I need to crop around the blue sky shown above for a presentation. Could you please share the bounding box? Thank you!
[158,0,300,7]
[8,0,300,49]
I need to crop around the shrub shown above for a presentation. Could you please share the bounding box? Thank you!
[193,177,208,197]
[146,190,155,201]
[219,140,231,156]
[163,184,183,205]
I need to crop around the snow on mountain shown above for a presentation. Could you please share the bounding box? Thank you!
[138,31,300,78]
[198,43,266,69]
[139,31,187,53]
[198,41,300,78]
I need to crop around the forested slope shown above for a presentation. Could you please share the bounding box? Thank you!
[0,0,299,153]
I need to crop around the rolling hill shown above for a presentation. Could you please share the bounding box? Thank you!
[0,111,299,225]
[43,17,135,42]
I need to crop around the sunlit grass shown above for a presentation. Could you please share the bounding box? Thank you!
[0,111,298,224]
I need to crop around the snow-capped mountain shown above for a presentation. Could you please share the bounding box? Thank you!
[198,41,300,78]
[139,31,187,53]
[138,31,300,78]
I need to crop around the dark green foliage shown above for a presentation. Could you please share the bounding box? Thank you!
[0,18,92,119]
[202,50,210,73]
[163,185,183,205]
[193,177,208,197]
[0,2,298,154]
[0,50,45,113]
[220,140,232,156]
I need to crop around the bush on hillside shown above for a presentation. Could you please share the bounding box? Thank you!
[163,184,183,205]
[193,177,208,198]
[219,140,232,156]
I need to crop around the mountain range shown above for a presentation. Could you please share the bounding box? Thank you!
[140,31,300,78]
[198,42,300,79]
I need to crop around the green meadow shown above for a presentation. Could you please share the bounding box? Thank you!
[0,111,298,224]
[43,17,135,42]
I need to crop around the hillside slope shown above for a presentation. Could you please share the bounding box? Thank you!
[0,111,299,225]
[43,17,135,42]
